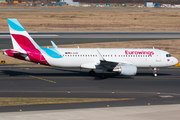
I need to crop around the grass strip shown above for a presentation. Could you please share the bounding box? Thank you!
[1,10,180,32]
[0,97,135,106]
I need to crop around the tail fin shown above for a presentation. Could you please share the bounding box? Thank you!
[7,19,39,50]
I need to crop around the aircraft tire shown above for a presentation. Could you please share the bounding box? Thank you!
[99,73,106,79]
[89,70,95,76]
[154,73,157,77]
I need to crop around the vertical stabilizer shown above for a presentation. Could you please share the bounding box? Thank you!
[7,19,39,50]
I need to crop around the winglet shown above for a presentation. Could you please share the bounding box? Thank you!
[97,49,105,61]
[51,41,58,48]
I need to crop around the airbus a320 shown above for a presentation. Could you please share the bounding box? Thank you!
[3,19,178,78]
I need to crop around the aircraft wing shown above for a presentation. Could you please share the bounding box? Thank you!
[97,49,130,68]
[97,49,137,75]
[81,49,133,70]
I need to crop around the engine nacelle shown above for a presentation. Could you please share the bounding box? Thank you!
[112,65,137,76]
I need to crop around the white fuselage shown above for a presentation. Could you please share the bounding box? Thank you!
[42,48,178,68]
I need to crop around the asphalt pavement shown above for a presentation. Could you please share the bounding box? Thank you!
[0,67,180,112]
[0,31,180,49]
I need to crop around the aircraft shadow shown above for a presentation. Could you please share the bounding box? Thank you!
[1,68,172,81]
[1,70,87,77]
[1,69,135,80]
[136,73,171,76]
[46,67,135,79]
[47,67,172,77]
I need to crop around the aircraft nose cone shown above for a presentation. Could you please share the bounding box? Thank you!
[173,57,178,65]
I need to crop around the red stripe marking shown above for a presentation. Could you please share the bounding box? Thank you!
[12,34,36,49]
[11,34,50,66]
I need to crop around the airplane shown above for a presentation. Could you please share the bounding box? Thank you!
[3,18,178,79]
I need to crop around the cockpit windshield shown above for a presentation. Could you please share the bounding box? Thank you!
[166,54,172,57]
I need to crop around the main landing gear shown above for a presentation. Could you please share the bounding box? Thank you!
[99,67,107,79]
[153,68,157,77]
[99,73,106,79]
[88,69,106,79]
[89,69,96,76]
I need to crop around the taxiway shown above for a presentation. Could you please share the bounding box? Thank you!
[0,67,179,112]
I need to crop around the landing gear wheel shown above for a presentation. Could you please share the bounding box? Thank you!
[154,73,157,77]
[99,73,106,79]
[153,68,157,77]
[89,70,95,76]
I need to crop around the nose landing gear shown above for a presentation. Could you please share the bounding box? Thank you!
[153,68,157,77]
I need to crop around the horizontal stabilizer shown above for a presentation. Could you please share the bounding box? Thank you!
[2,49,8,52]
[13,53,28,56]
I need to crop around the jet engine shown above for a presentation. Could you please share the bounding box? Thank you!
[112,65,137,76]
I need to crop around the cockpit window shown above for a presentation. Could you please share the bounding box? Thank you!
[166,54,172,57]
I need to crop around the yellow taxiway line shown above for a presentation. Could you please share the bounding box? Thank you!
[29,75,56,83]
